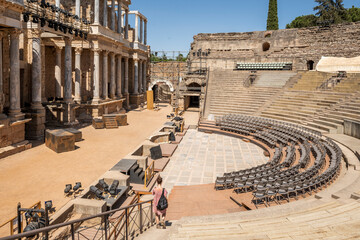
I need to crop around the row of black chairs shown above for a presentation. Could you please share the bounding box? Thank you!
[214,114,342,208]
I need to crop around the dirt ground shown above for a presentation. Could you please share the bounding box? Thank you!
[0,105,172,233]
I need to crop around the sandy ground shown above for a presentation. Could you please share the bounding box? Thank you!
[0,105,172,231]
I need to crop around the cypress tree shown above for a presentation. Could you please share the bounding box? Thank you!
[267,0,279,30]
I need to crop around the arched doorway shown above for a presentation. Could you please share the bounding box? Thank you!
[307,60,314,70]
[263,42,270,52]
[185,82,201,110]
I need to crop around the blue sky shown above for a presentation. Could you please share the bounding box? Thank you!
[130,0,360,51]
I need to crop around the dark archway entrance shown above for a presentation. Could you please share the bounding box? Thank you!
[307,60,314,70]
[189,96,199,108]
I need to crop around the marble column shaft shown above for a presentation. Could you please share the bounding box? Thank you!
[94,0,100,23]
[135,14,139,42]
[124,57,129,94]
[116,55,122,98]
[138,60,143,93]
[102,51,109,99]
[55,47,62,98]
[111,0,115,31]
[133,59,139,94]
[93,49,101,103]
[125,10,129,39]
[143,61,147,92]
[117,1,122,34]
[9,30,21,117]
[110,53,116,99]
[74,48,82,102]
[140,18,143,44]
[64,38,72,103]
[103,0,108,27]
[75,0,80,17]
[31,30,42,108]
[144,20,147,45]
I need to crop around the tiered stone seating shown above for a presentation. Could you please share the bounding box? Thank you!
[253,72,297,88]
[260,91,348,131]
[206,71,280,117]
[291,71,333,91]
[332,73,360,92]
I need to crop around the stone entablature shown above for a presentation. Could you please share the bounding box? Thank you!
[189,22,360,70]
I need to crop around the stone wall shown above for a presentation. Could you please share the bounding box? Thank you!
[344,119,360,139]
[189,22,360,70]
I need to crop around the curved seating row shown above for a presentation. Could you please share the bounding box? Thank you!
[214,114,342,207]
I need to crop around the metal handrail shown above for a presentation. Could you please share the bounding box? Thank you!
[0,201,41,236]
[0,199,154,240]
[144,161,155,187]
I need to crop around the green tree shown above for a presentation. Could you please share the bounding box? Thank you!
[347,6,360,22]
[286,14,318,29]
[267,0,279,30]
[314,0,348,24]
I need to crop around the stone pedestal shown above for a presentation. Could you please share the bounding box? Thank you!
[64,103,77,124]
[92,118,105,129]
[64,128,82,142]
[25,108,46,140]
[45,129,75,153]
[115,114,127,126]
[129,94,143,108]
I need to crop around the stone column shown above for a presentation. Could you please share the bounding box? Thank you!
[103,0,108,27]
[75,0,80,17]
[64,37,72,103]
[94,0,100,24]
[140,18,143,44]
[9,29,22,120]
[124,57,129,108]
[116,54,122,98]
[125,9,129,39]
[102,51,109,99]
[110,52,116,99]
[133,59,139,94]
[74,47,82,103]
[138,60,143,93]
[111,0,116,31]
[0,31,6,119]
[135,14,139,42]
[117,1,122,34]
[92,49,101,103]
[55,46,62,98]
[144,20,147,45]
[31,29,43,109]
[143,61,147,93]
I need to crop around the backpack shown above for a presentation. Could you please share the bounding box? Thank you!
[157,188,168,210]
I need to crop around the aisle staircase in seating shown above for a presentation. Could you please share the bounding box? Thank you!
[253,72,297,88]
[205,70,280,118]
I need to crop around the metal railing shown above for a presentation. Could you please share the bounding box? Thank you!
[144,161,155,187]
[0,201,41,236]
[0,198,154,240]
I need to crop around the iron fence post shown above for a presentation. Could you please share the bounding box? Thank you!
[70,224,75,240]
[139,204,143,234]
[150,201,153,226]
[104,214,108,239]
[125,209,128,240]
[17,203,21,240]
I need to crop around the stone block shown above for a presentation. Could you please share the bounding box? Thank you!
[45,129,75,153]
[64,128,82,142]
[150,145,162,160]
[92,118,105,129]
[73,198,107,215]
[115,114,127,126]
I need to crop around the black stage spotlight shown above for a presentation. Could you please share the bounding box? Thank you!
[40,0,46,8]
[79,31,83,38]
[68,27,73,35]
[58,23,63,32]
[48,20,53,28]
[62,25,67,34]
[32,14,39,23]
[50,4,56,12]
[74,29,78,37]
[23,12,30,22]
[53,22,58,31]
[84,33,88,40]
[40,17,46,27]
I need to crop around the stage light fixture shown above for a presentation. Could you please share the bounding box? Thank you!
[23,12,30,22]
[84,33,88,40]
[74,29,78,37]
[40,17,46,27]
[53,22,58,31]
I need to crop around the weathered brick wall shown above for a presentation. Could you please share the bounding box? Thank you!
[189,22,360,70]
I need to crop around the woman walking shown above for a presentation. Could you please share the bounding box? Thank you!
[152,176,168,229]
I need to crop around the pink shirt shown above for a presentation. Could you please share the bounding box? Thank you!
[152,186,168,215]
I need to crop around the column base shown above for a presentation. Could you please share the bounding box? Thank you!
[129,94,144,108]
[8,110,25,121]
[25,107,46,141]
[64,103,77,124]
[124,93,130,110]
[0,113,7,120]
